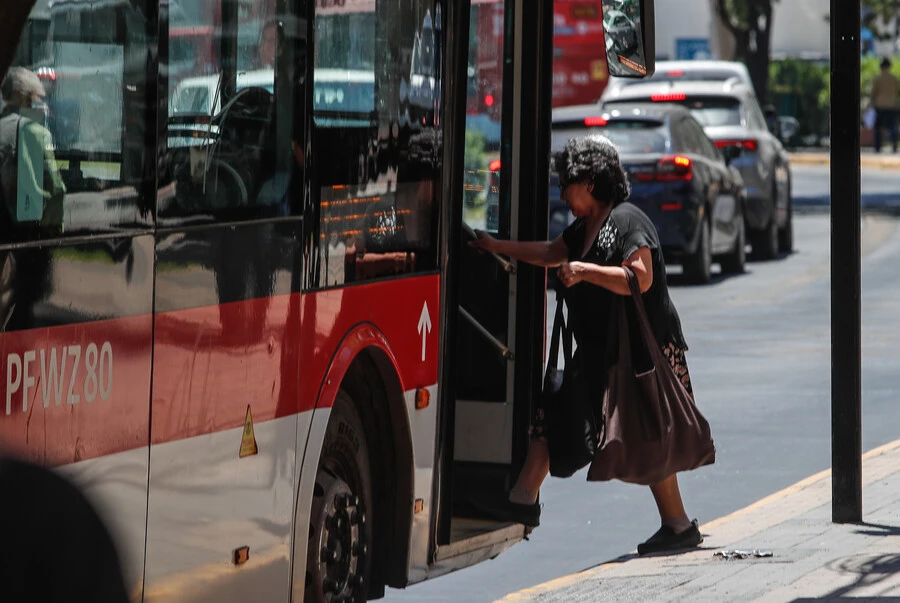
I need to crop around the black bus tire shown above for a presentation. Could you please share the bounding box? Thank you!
[306,390,373,603]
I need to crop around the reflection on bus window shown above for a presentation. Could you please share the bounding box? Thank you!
[1,0,153,242]
[0,68,65,235]
[463,0,504,236]
[313,0,441,288]
[161,0,301,221]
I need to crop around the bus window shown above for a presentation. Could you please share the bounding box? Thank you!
[160,0,303,222]
[312,0,441,288]
[0,0,154,243]
[455,0,511,405]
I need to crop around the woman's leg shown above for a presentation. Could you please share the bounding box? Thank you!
[509,437,550,505]
[649,474,692,533]
[648,345,697,534]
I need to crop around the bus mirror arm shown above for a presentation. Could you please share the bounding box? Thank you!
[461,222,516,274]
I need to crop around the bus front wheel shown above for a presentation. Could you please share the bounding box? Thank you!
[306,390,373,603]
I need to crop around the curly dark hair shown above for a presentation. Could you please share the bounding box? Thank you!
[553,134,630,206]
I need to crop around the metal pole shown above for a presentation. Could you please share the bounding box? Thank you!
[831,0,862,523]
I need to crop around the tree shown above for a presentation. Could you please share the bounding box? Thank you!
[714,0,778,103]
[862,0,900,45]
[0,1,37,77]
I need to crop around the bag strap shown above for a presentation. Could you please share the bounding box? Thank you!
[547,290,575,371]
[547,293,565,369]
[622,265,677,394]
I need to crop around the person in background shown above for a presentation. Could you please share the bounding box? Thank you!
[258,20,279,69]
[0,66,65,236]
[870,57,899,153]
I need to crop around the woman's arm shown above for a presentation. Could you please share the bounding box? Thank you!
[470,230,569,268]
[557,246,653,295]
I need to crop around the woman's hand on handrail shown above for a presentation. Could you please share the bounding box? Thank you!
[469,230,568,268]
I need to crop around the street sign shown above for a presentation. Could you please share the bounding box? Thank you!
[675,38,710,61]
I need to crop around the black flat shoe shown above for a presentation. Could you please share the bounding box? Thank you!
[469,497,541,527]
[637,519,702,555]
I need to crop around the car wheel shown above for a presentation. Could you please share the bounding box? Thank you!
[751,216,778,260]
[683,219,712,284]
[306,390,373,603]
[720,220,746,275]
[778,198,793,253]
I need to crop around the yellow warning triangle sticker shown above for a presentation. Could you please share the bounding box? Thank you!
[239,405,259,458]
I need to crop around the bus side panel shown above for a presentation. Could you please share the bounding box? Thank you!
[0,235,155,600]
[299,276,440,409]
[290,275,440,594]
[143,224,302,602]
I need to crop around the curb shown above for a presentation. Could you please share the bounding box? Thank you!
[496,437,900,602]
[790,152,900,169]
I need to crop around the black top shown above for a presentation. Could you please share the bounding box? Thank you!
[560,202,687,370]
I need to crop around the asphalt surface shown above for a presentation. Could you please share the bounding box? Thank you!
[792,163,900,210]
[384,164,900,603]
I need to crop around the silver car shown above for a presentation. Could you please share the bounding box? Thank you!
[602,79,792,259]
[602,59,755,99]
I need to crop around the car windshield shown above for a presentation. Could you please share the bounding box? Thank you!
[681,96,743,127]
[606,96,742,128]
[650,70,742,84]
[552,120,668,154]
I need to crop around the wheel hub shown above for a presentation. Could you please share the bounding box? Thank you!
[308,470,367,602]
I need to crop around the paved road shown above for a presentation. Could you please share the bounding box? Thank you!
[384,164,900,602]
[792,163,900,209]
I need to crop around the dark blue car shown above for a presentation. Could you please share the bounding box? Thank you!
[550,103,747,283]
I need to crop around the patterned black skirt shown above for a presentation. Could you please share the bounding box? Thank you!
[531,342,694,439]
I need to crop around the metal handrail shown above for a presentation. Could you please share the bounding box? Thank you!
[461,222,516,274]
[459,307,513,360]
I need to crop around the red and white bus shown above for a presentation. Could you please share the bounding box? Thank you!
[0,0,650,600]
[0,0,546,600]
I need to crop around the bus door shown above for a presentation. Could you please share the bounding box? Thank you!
[433,0,548,566]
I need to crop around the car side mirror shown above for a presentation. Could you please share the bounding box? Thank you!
[602,0,656,79]
[779,118,799,142]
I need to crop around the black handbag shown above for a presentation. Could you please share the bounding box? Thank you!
[543,291,599,478]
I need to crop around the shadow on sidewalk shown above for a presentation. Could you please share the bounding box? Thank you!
[791,548,900,601]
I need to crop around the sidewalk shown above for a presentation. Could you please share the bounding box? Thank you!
[497,439,900,602]
[791,149,900,169]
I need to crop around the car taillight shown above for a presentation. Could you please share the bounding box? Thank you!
[584,116,608,127]
[714,139,758,152]
[635,155,693,182]
[650,92,687,102]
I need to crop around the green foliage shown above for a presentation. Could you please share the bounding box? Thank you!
[464,130,487,173]
[768,59,831,139]
[862,0,900,40]
[464,130,487,207]
[718,0,779,29]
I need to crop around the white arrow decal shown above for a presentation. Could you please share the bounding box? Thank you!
[417,301,432,362]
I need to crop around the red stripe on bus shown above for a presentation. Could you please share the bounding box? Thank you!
[1,275,440,466]
[0,315,153,467]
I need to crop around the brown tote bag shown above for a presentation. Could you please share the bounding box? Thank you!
[587,267,716,485]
